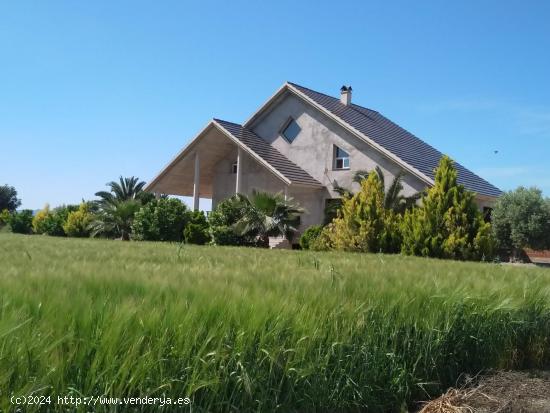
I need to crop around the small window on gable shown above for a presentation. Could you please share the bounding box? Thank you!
[334,145,350,169]
[231,162,238,174]
[281,118,301,143]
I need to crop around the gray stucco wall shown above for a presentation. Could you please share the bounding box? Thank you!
[250,93,428,200]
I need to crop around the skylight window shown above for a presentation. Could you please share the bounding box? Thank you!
[281,118,301,143]
[334,146,350,169]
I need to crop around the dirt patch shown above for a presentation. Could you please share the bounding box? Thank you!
[418,371,550,413]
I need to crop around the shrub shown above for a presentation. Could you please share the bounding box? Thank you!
[184,223,210,245]
[184,211,210,245]
[8,210,34,234]
[299,225,323,250]
[64,203,94,237]
[491,187,550,256]
[0,209,10,228]
[209,196,255,246]
[132,198,189,241]
[314,173,401,253]
[32,205,66,236]
[401,156,494,261]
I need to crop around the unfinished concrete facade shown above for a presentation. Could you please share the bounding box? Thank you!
[145,82,501,238]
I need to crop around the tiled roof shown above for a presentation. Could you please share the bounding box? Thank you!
[288,82,502,197]
[214,119,322,187]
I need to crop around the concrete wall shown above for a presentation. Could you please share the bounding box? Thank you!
[250,93,428,200]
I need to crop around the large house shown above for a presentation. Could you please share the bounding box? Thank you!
[145,82,501,237]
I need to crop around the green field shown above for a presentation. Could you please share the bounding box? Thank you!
[0,234,549,412]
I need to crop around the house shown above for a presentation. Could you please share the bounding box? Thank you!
[145,82,501,239]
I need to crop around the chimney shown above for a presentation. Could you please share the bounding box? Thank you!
[340,85,352,105]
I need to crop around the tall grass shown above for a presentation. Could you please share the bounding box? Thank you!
[0,233,549,412]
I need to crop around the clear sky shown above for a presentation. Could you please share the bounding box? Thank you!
[1,1,549,210]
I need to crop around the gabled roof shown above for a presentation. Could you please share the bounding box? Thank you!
[286,82,502,198]
[214,119,322,187]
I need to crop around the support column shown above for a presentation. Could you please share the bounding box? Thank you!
[284,186,288,201]
[235,146,243,194]
[193,151,200,211]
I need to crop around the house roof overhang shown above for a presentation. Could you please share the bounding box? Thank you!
[144,119,322,196]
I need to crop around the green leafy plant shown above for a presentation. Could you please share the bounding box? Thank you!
[209,195,255,246]
[90,199,141,240]
[132,198,189,242]
[491,187,550,257]
[299,225,323,250]
[0,184,21,213]
[234,191,304,247]
[401,156,494,261]
[32,204,67,236]
[64,203,94,237]
[314,173,401,253]
[7,210,33,234]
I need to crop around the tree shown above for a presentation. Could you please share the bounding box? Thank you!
[94,176,147,207]
[0,185,21,213]
[64,203,94,237]
[132,198,189,242]
[401,156,493,261]
[314,173,401,253]
[234,191,304,247]
[90,199,141,240]
[491,187,550,256]
[330,167,420,220]
[92,176,150,240]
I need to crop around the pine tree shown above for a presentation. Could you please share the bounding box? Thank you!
[401,156,494,260]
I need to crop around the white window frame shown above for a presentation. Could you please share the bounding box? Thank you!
[333,145,350,170]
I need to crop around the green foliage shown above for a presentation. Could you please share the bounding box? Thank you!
[209,195,257,246]
[401,156,494,260]
[0,184,21,213]
[90,199,141,240]
[63,203,94,237]
[7,210,33,234]
[314,173,402,253]
[94,176,146,207]
[32,204,68,236]
[491,187,550,253]
[1,234,550,412]
[299,225,323,250]
[183,211,210,245]
[234,191,304,246]
[132,198,189,242]
[0,209,10,228]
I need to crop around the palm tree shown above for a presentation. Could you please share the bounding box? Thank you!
[330,167,421,216]
[234,191,304,247]
[89,199,141,240]
[94,176,146,207]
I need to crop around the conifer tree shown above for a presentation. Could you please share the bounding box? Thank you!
[401,156,493,260]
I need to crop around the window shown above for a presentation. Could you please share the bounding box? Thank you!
[231,162,238,174]
[281,118,301,142]
[333,146,350,169]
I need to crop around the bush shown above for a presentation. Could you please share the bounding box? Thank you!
[491,187,550,256]
[299,225,323,250]
[209,196,255,246]
[8,210,34,234]
[0,209,10,228]
[32,205,66,236]
[132,198,189,241]
[314,173,402,253]
[184,223,210,245]
[64,203,94,237]
[184,211,210,245]
[401,156,494,261]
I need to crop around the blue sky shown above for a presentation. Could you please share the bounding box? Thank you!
[1,1,549,210]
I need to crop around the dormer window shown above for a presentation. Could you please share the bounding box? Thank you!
[334,146,350,169]
[281,118,301,143]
